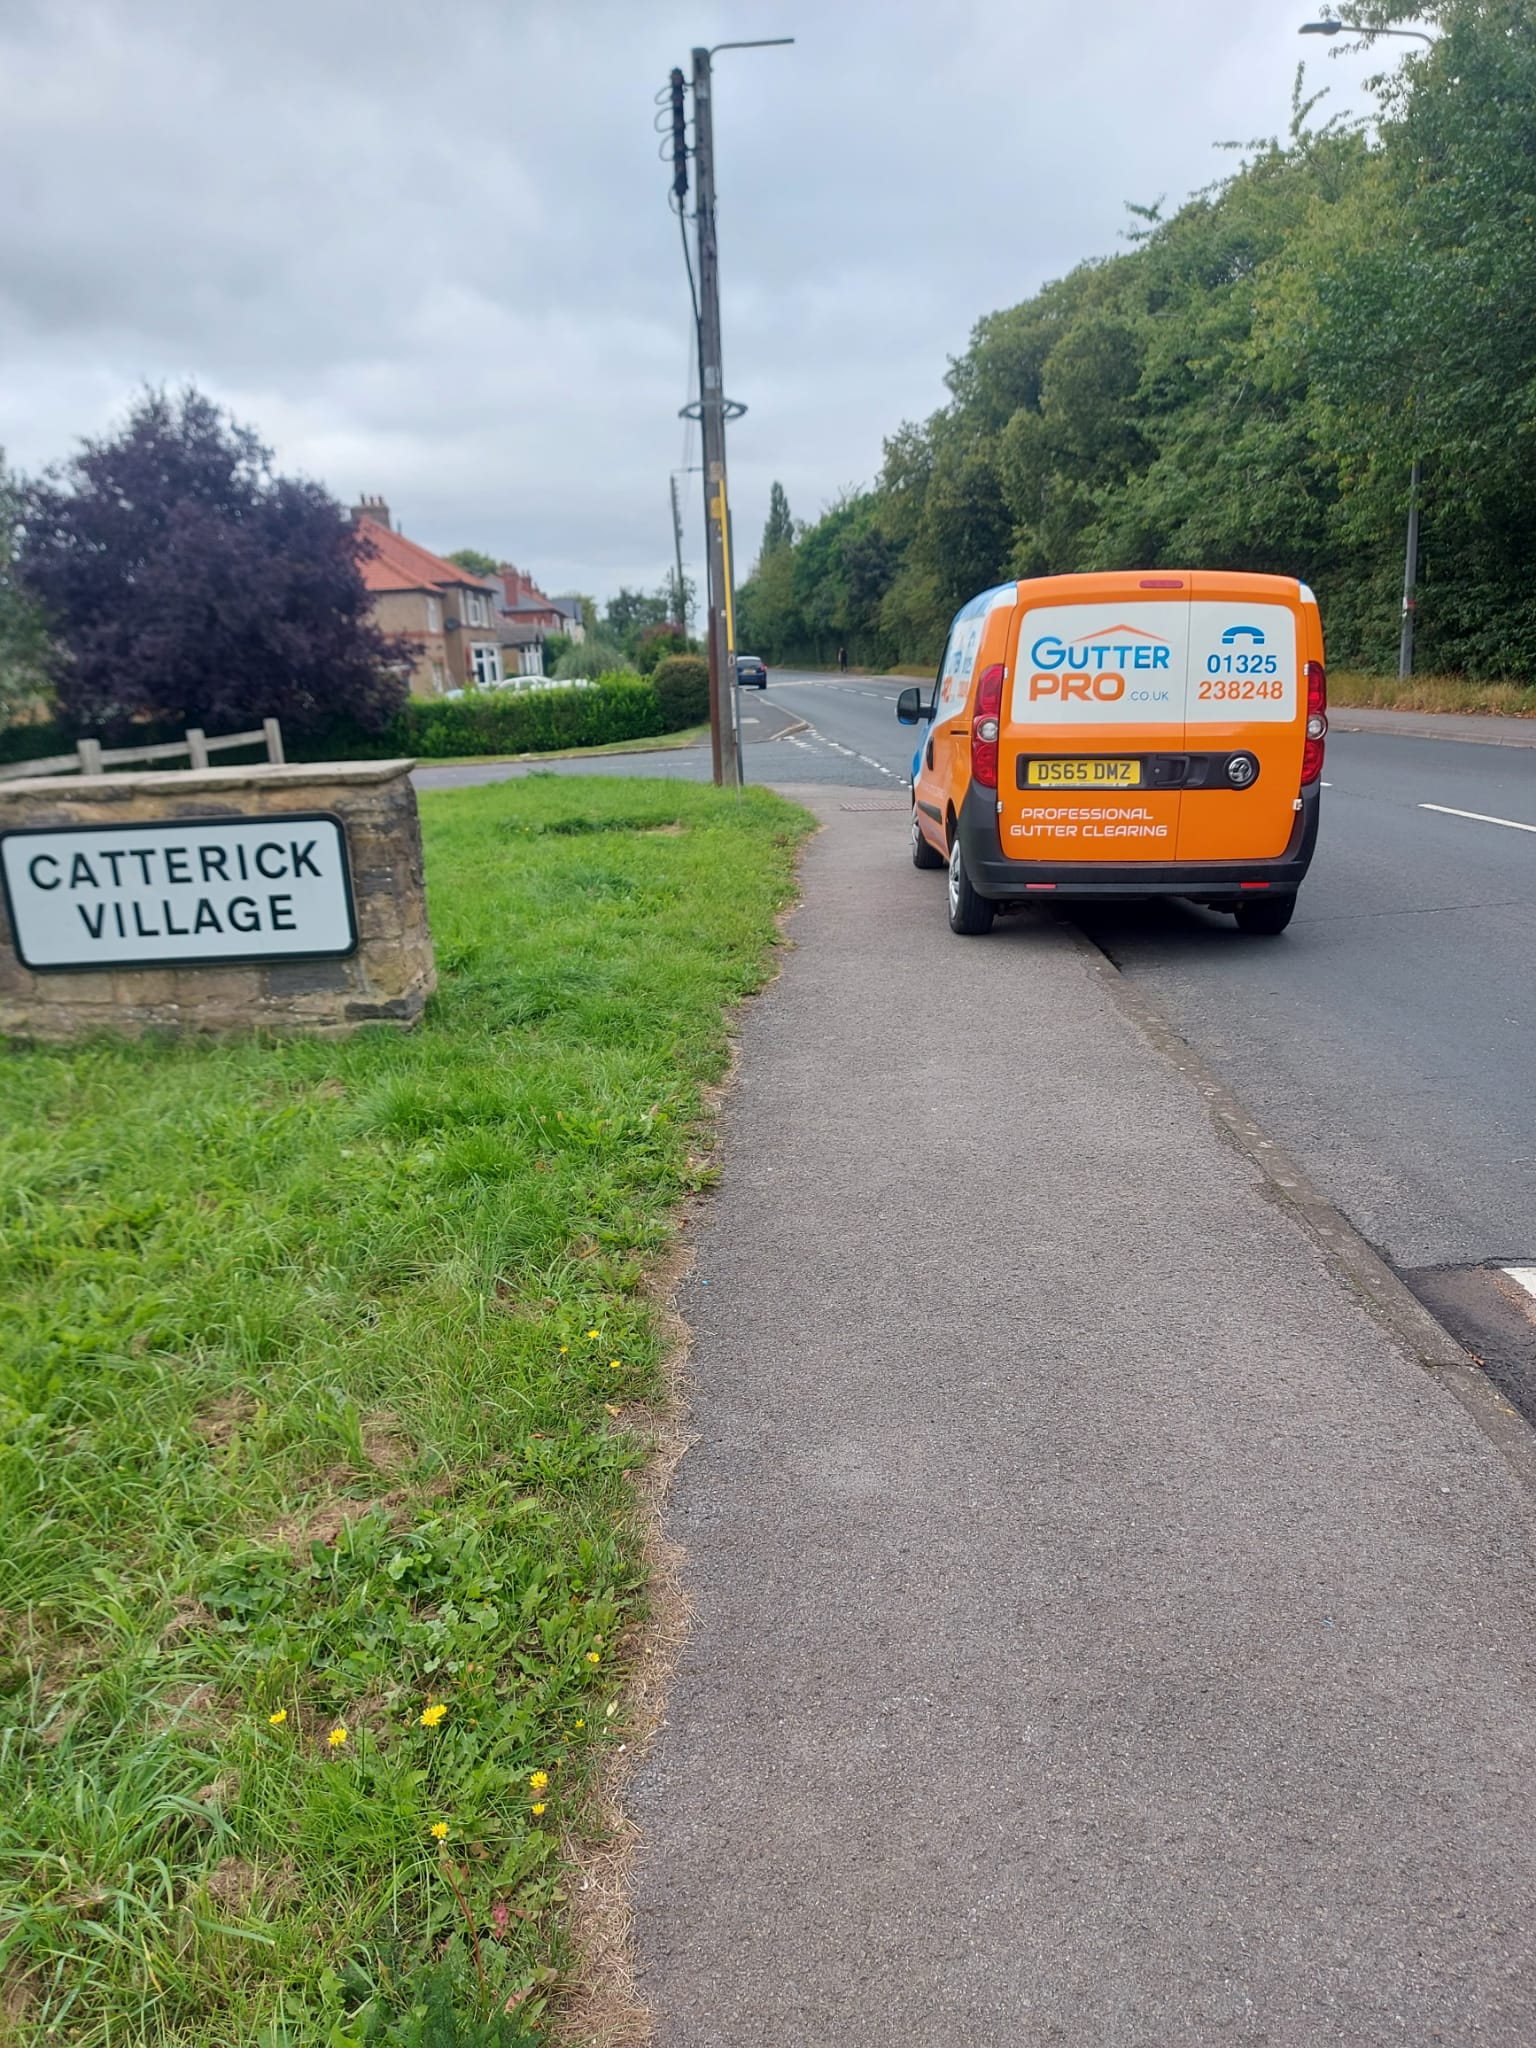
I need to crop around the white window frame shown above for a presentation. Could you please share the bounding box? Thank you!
[426,596,442,633]
[470,642,502,687]
[462,589,490,628]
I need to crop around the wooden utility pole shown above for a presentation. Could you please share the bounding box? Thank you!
[669,472,688,632]
[690,44,740,788]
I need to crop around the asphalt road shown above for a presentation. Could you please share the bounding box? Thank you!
[1075,726,1536,1271]
[417,674,1536,1408]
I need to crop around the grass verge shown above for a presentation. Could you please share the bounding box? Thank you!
[1328,671,1536,717]
[0,775,811,2045]
[423,726,710,768]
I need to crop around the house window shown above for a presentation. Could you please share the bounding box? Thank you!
[463,590,489,628]
[430,659,447,693]
[426,596,442,633]
[471,642,502,687]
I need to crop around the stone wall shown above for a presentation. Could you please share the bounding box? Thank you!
[0,761,436,1040]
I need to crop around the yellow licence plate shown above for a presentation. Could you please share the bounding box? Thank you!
[1026,758,1142,788]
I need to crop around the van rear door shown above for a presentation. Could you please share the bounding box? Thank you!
[999,577,1189,865]
[1177,573,1306,863]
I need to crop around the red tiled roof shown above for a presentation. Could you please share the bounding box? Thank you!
[355,517,491,597]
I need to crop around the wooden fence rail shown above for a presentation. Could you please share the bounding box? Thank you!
[0,719,284,784]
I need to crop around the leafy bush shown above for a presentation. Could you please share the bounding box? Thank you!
[552,633,630,680]
[650,654,710,728]
[636,624,688,675]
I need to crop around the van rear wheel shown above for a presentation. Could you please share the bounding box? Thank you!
[947,837,995,935]
[1234,892,1296,936]
[911,806,945,870]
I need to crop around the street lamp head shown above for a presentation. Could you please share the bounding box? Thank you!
[1299,19,1344,32]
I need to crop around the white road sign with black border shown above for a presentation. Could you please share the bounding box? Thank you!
[0,813,358,970]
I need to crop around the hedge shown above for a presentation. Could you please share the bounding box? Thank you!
[0,674,697,770]
[387,676,670,759]
[651,654,710,728]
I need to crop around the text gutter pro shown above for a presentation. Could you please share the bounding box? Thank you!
[1028,628,1171,703]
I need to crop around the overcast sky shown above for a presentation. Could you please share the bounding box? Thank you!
[0,0,1391,607]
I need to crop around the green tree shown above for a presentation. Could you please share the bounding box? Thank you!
[447,547,499,576]
[663,567,697,633]
[760,481,794,560]
[603,585,672,651]
[0,450,50,723]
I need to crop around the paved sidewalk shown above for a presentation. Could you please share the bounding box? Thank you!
[630,793,1536,2046]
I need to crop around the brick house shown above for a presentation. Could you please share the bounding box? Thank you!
[352,498,504,698]
[498,563,566,634]
[493,564,572,678]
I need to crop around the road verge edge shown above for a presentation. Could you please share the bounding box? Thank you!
[1068,925,1536,1507]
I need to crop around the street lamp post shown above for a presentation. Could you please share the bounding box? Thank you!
[1298,19,1435,674]
[1298,19,1436,46]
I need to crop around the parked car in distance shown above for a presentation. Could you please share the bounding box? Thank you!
[736,654,768,688]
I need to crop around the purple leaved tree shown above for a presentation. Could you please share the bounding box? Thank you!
[19,387,408,737]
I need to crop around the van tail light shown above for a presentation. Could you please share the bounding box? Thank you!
[971,664,1005,789]
[1301,660,1327,785]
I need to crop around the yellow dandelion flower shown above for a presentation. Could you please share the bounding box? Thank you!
[419,1702,448,1728]
[559,1345,569,1355]
[529,1770,549,1791]
[531,1802,546,1817]
[586,1329,599,1340]
[574,1718,585,1731]
[586,1651,601,1666]
[609,1360,622,1370]
[267,1708,288,1726]
[327,1725,349,1748]
[430,1820,449,1840]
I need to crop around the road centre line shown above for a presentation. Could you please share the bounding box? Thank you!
[1420,803,1536,834]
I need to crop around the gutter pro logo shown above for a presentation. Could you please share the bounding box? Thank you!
[1028,622,1172,704]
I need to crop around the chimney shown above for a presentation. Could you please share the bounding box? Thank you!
[351,495,391,530]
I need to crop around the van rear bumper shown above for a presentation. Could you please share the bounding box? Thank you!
[956,782,1320,902]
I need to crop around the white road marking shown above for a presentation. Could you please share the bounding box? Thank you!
[1420,803,1536,834]
[1503,1267,1536,1300]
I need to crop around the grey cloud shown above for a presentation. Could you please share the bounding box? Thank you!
[0,0,1389,599]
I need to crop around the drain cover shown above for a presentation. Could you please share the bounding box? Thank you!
[838,801,909,813]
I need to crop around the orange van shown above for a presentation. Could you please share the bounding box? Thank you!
[898,569,1326,935]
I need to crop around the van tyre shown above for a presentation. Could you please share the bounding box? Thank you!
[1234,892,1296,936]
[947,837,995,935]
[911,806,945,870]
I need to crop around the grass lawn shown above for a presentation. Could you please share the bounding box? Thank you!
[0,776,810,2045]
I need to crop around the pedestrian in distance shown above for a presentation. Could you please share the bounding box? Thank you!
[837,644,848,673]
